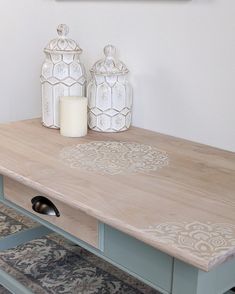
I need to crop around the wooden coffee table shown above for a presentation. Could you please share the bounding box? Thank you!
[0,119,234,294]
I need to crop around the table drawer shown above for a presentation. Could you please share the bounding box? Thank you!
[3,176,99,249]
[104,225,173,293]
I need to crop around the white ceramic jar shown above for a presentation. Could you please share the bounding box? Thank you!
[87,45,132,132]
[41,24,86,129]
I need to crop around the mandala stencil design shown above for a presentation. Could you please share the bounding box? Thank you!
[143,221,235,261]
[60,141,169,175]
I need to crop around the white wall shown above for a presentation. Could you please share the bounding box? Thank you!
[0,0,234,151]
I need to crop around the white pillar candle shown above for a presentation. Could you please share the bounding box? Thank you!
[60,96,88,137]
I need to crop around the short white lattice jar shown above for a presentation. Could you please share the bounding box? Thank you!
[87,45,133,132]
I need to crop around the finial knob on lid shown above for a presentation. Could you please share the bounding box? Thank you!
[44,24,82,53]
[90,44,128,75]
[104,45,116,59]
[57,24,69,37]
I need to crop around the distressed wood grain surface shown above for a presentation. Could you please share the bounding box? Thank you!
[0,119,234,271]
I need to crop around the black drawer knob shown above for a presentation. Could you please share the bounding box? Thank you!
[31,196,60,217]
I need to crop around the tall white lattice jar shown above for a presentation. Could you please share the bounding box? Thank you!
[87,45,132,132]
[41,24,86,129]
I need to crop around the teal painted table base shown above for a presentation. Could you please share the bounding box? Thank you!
[0,176,234,294]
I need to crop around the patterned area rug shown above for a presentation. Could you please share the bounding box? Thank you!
[0,204,159,294]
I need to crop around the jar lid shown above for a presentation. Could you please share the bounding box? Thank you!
[44,24,82,54]
[90,45,129,75]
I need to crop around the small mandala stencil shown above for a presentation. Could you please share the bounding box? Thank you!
[60,141,169,175]
[143,221,235,262]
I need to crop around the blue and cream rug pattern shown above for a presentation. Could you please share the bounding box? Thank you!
[0,204,159,294]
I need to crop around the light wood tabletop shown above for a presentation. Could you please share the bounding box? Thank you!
[0,118,234,272]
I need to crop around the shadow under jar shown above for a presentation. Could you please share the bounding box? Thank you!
[87,45,133,133]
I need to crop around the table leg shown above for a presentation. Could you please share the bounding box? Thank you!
[172,259,235,294]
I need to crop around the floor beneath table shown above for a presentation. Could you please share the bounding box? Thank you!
[0,204,158,294]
